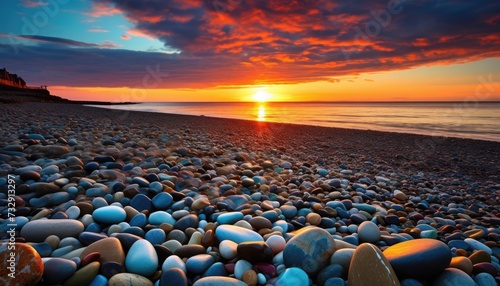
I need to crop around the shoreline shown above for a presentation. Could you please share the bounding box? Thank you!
[86,102,500,143]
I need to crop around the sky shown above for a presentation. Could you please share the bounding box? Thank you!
[0,0,499,102]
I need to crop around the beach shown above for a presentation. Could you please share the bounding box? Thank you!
[0,102,499,285]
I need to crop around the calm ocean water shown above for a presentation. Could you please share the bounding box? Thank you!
[88,102,500,142]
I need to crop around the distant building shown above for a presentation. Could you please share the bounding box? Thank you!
[0,67,46,90]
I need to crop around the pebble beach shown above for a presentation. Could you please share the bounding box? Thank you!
[0,102,499,286]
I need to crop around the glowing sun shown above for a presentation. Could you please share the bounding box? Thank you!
[253,90,272,102]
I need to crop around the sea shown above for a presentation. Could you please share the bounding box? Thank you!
[87,101,500,142]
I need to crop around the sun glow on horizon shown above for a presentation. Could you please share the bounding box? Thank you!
[253,90,272,102]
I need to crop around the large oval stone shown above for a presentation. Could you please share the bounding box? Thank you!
[125,239,158,277]
[215,225,263,244]
[80,237,125,266]
[92,206,126,224]
[20,219,84,242]
[383,238,451,279]
[283,226,336,275]
[348,243,400,286]
[0,243,43,286]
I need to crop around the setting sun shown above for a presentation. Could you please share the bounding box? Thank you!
[253,90,272,102]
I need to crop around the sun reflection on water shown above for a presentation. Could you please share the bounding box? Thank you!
[257,104,266,121]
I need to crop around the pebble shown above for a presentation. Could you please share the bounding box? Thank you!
[274,267,309,286]
[283,226,336,275]
[0,243,44,286]
[215,225,263,244]
[348,243,400,286]
[186,254,215,274]
[431,268,475,286]
[464,238,492,254]
[42,257,77,284]
[219,240,238,260]
[160,268,187,286]
[357,221,381,243]
[383,238,451,279]
[20,219,84,242]
[125,239,158,277]
[108,273,153,286]
[193,276,247,286]
[63,261,100,286]
[80,237,125,266]
[92,206,127,224]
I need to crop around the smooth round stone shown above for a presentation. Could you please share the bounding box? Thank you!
[317,264,346,286]
[108,273,153,286]
[186,254,215,274]
[280,205,298,219]
[330,248,355,270]
[65,206,81,220]
[80,237,125,266]
[81,252,101,267]
[383,238,452,279]
[242,269,258,286]
[152,192,173,209]
[0,243,44,286]
[90,274,108,286]
[215,225,263,244]
[448,240,470,251]
[358,221,381,243]
[217,212,244,225]
[192,276,247,286]
[237,241,274,263]
[219,240,238,260]
[20,170,41,181]
[174,214,199,231]
[350,214,367,224]
[431,268,475,286]
[474,272,497,286]
[449,256,473,274]
[79,232,107,246]
[129,194,152,212]
[464,238,492,254]
[130,213,148,228]
[42,258,77,284]
[162,255,186,274]
[469,250,491,264]
[174,244,205,258]
[149,211,176,225]
[145,228,166,245]
[205,262,228,277]
[92,206,126,224]
[421,230,438,239]
[283,226,336,275]
[266,235,286,254]
[234,259,252,280]
[249,217,273,230]
[125,239,158,277]
[274,267,309,286]
[63,261,100,286]
[348,243,400,286]
[21,219,84,242]
[27,133,45,140]
[472,262,499,277]
[160,268,187,286]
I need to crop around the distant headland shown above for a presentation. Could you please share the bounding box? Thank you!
[0,67,135,105]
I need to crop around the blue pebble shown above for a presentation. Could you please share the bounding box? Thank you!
[89,274,108,286]
[130,213,148,228]
[204,262,227,277]
[145,228,166,245]
[151,192,173,209]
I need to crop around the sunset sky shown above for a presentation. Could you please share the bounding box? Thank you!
[0,0,499,102]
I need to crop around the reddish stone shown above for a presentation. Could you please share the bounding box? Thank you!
[81,252,101,267]
[0,243,43,286]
